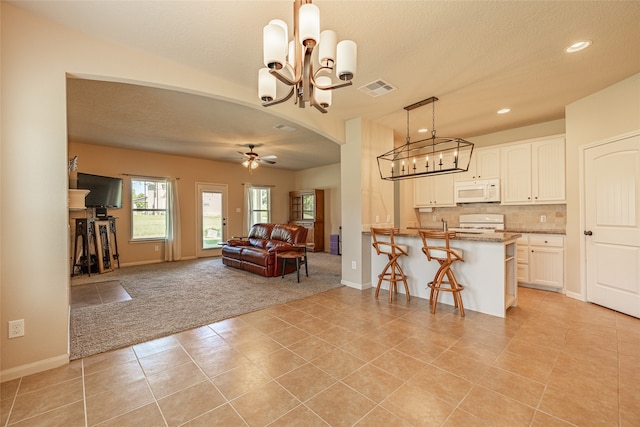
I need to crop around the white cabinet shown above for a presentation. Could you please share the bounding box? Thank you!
[455,147,501,182]
[414,173,455,207]
[516,235,529,283]
[501,135,565,204]
[516,233,565,290]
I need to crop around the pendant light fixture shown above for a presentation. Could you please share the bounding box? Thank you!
[377,97,474,180]
[258,0,357,113]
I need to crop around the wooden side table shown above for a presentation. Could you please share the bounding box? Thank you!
[278,248,308,283]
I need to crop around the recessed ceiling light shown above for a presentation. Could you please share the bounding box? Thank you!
[566,40,592,53]
[497,108,511,114]
[418,128,428,133]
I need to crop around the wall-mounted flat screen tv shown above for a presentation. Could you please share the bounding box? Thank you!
[77,172,123,208]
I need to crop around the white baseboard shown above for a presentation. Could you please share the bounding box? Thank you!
[341,280,372,290]
[0,354,69,383]
[565,290,585,301]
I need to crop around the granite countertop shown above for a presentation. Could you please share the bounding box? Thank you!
[406,226,566,235]
[502,228,565,235]
[365,229,522,243]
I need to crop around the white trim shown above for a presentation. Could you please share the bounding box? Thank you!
[341,280,372,290]
[565,290,585,301]
[0,354,69,383]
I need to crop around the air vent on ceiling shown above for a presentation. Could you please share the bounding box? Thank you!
[358,80,397,97]
[273,124,297,132]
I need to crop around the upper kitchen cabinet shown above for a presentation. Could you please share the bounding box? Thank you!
[414,173,456,207]
[501,135,565,205]
[455,147,501,182]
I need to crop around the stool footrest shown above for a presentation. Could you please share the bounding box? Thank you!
[427,281,464,291]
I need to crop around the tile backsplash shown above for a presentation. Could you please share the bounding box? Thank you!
[411,203,566,232]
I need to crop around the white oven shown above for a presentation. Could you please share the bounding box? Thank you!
[449,213,505,233]
[454,179,500,203]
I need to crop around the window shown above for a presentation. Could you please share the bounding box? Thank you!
[247,186,271,229]
[131,178,168,240]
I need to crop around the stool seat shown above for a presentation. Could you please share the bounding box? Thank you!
[371,227,410,302]
[419,230,465,316]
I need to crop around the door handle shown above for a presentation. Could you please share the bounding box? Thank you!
[584,230,593,236]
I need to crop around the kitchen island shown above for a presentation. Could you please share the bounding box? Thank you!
[367,229,521,318]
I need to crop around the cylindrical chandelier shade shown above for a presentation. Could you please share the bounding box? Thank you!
[299,4,320,46]
[315,76,332,107]
[287,40,296,68]
[263,21,287,69]
[258,0,356,113]
[319,30,337,67]
[336,40,357,81]
[258,68,276,101]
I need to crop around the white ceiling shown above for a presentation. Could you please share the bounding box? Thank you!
[13,1,640,170]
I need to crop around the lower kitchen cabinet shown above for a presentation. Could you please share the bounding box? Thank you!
[516,233,565,290]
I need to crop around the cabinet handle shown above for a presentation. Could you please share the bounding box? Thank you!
[584,230,593,236]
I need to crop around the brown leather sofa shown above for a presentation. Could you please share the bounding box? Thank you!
[222,223,308,277]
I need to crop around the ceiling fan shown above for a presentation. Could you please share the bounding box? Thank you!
[238,144,277,171]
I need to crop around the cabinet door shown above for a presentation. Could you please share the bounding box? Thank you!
[413,177,433,207]
[532,137,565,203]
[529,247,564,288]
[432,174,455,206]
[455,155,477,181]
[501,144,532,204]
[476,148,501,179]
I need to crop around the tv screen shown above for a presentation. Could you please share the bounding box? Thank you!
[77,173,123,208]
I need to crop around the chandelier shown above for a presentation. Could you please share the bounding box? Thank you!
[377,97,474,181]
[258,0,357,113]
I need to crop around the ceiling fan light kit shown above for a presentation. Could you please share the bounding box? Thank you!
[258,0,357,113]
[377,97,474,181]
[239,144,277,173]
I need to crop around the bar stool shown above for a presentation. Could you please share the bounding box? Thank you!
[418,230,465,316]
[371,227,410,302]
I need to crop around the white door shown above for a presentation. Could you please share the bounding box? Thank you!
[584,134,640,318]
[196,183,227,258]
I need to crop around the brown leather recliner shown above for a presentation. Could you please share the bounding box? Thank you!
[221,223,308,277]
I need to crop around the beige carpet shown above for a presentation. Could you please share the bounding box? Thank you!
[69,253,342,360]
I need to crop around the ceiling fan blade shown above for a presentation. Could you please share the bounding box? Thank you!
[259,159,276,165]
[261,155,277,160]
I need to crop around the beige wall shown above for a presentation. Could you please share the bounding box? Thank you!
[340,117,393,289]
[0,3,345,380]
[565,73,640,296]
[69,142,301,265]
[294,163,341,251]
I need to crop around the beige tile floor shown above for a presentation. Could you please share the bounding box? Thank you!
[70,280,132,309]
[2,286,639,426]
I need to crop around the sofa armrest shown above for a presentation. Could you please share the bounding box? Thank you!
[224,239,250,246]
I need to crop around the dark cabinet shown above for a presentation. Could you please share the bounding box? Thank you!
[289,189,324,252]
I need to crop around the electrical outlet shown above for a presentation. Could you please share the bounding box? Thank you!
[8,319,24,339]
[432,214,437,221]
[236,207,241,213]
[154,245,160,252]
[540,215,547,223]
[375,215,380,223]
[351,261,357,270]
[386,214,391,222]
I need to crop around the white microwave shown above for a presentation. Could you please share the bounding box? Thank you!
[454,179,501,203]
